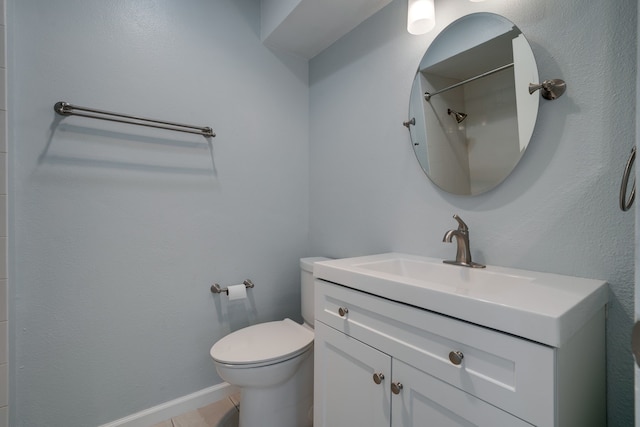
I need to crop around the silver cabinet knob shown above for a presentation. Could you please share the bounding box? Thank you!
[373,372,385,385]
[338,307,349,317]
[449,351,464,365]
[391,382,403,395]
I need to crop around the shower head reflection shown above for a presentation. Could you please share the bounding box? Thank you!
[447,108,467,124]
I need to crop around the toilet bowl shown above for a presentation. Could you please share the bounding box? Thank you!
[210,257,329,427]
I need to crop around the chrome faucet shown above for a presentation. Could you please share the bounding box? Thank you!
[442,214,485,268]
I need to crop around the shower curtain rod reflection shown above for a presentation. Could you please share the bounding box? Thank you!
[54,101,216,137]
[424,63,514,101]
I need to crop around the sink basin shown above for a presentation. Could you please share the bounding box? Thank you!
[356,257,535,293]
[314,253,608,347]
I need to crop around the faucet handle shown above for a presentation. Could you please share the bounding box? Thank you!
[452,214,468,231]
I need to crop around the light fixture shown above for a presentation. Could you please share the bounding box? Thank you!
[469,0,485,2]
[407,0,435,35]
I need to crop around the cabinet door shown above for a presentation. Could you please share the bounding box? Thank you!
[391,359,533,427]
[314,321,391,427]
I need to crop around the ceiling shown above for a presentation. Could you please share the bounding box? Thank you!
[261,0,393,59]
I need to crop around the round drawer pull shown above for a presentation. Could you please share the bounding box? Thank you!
[373,372,385,385]
[338,307,349,317]
[391,382,403,395]
[449,350,464,365]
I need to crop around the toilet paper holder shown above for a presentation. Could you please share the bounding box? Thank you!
[210,279,255,295]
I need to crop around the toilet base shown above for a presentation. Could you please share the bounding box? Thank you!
[238,350,313,427]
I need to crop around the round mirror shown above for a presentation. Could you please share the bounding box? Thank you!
[408,13,539,195]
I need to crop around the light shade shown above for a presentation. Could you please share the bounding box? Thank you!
[407,0,435,35]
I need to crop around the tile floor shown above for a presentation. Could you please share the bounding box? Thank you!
[150,393,240,427]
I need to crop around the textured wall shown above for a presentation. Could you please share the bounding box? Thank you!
[8,1,309,426]
[309,0,636,425]
[0,0,7,425]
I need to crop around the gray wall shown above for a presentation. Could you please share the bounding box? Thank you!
[309,0,636,425]
[8,0,309,426]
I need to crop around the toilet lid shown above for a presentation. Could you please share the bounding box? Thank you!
[210,318,314,366]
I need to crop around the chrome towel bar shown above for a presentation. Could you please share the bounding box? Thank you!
[210,280,255,295]
[54,101,215,137]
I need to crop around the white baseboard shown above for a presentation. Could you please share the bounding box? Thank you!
[98,382,239,427]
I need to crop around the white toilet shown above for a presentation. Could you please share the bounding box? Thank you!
[210,257,329,427]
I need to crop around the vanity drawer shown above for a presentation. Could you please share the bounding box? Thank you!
[315,279,555,427]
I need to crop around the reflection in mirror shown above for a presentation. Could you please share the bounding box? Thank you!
[408,13,539,196]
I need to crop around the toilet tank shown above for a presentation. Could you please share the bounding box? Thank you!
[300,257,330,327]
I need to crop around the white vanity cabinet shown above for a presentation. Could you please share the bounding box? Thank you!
[314,279,606,427]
